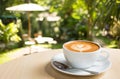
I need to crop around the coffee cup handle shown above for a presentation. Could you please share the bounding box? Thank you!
[97,49,109,61]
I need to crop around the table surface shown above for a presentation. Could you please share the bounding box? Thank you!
[0,48,120,79]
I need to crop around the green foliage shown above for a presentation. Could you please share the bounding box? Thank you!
[109,17,120,37]
[53,0,87,41]
[0,0,24,15]
[34,0,120,42]
[0,20,21,48]
[1,0,120,48]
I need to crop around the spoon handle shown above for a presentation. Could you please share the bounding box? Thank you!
[75,68,99,74]
[53,61,99,75]
[64,67,99,75]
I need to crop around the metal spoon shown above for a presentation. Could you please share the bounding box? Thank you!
[53,61,99,75]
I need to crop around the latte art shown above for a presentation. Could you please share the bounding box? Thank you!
[71,44,92,52]
[64,41,99,52]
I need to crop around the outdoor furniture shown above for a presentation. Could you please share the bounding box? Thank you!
[0,48,120,79]
[23,42,35,55]
[34,36,57,44]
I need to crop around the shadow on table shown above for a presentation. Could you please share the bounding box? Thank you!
[45,63,105,79]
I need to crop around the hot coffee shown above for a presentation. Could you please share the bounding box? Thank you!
[64,40,99,52]
[63,40,109,68]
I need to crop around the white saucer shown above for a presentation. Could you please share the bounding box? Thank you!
[51,53,111,76]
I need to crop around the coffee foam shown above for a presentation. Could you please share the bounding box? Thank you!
[64,41,99,52]
[71,44,92,52]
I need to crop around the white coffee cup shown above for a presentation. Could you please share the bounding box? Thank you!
[63,40,109,69]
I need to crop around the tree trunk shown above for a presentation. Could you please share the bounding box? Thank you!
[86,1,93,40]
[87,16,93,40]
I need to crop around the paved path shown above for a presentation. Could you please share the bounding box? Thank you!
[9,45,51,59]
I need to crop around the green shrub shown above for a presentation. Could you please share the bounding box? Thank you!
[0,20,21,49]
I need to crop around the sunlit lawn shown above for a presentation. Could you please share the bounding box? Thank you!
[0,49,19,64]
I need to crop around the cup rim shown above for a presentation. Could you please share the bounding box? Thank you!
[63,40,101,54]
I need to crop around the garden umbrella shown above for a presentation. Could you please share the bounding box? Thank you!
[6,3,48,38]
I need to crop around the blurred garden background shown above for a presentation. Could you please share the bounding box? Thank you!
[0,0,120,64]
